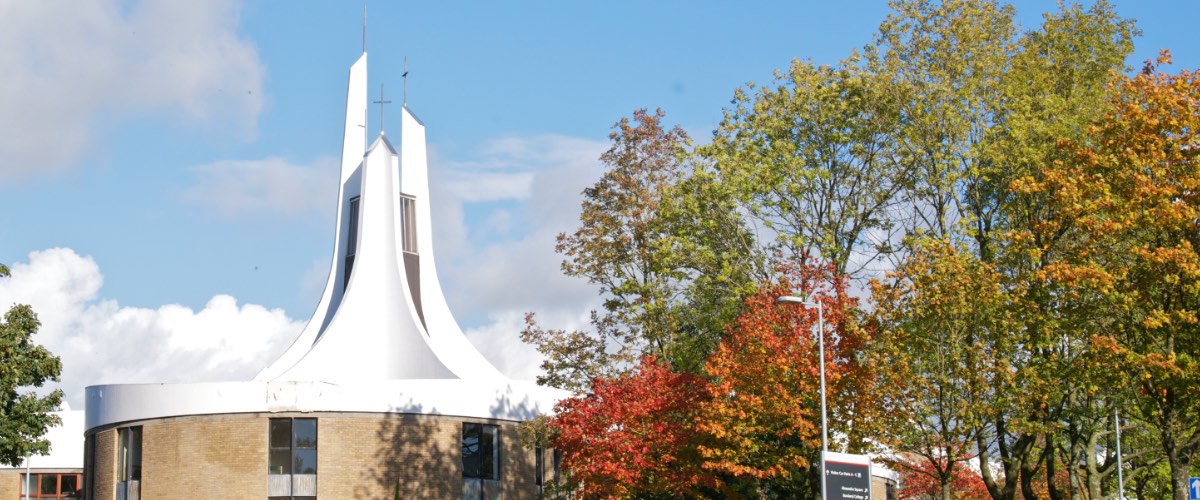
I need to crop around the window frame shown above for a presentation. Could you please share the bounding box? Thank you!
[344,196,361,288]
[461,422,499,481]
[268,417,318,500]
[399,194,417,254]
[21,472,83,499]
[117,426,142,482]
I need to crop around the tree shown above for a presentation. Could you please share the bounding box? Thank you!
[869,240,1011,500]
[523,108,761,391]
[1034,52,1200,499]
[0,263,64,466]
[696,261,871,497]
[703,51,905,279]
[869,2,1139,498]
[891,452,990,500]
[550,356,715,498]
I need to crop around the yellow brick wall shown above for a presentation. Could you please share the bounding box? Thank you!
[140,414,267,498]
[86,412,543,500]
[0,470,20,499]
[872,474,897,500]
[91,428,117,500]
[316,414,539,499]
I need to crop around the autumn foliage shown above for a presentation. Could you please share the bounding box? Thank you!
[697,262,867,488]
[550,261,869,497]
[535,2,1200,498]
[891,454,989,500]
[550,356,714,498]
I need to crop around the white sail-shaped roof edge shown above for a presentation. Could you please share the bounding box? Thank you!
[255,53,367,381]
[256,53,505,382]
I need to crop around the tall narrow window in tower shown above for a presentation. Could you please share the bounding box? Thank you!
[268,418,318,500]
[535,446,545,491]
[344,196,361,288]
[117,426,141,500]
[399,194,417,253]
[462,422,500,499]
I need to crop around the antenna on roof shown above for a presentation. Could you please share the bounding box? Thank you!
[362,3,367,53]
[402,57,409,106]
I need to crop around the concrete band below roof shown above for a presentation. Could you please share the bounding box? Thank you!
[85,380,566,431]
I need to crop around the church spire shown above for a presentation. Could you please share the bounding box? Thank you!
[255,52,504,383]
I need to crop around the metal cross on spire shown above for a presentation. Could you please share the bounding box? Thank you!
[373,83,392,134]
[402,56,409,106]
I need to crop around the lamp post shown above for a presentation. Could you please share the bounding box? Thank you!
[1115,409,1125,500]
[776,295,827,499]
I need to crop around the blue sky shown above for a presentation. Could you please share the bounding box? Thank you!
[1,0,1197,406]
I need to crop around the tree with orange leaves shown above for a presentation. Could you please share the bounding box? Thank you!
[550,356,716,498]
[1029,51,1200,499]
[696,261,872,497]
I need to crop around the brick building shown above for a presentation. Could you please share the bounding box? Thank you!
[83,51,565,500]
[0,411,84,499]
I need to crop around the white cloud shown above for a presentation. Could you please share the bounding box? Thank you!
[0,0,263,181]
[463,308,595,382]
[431,134,606,313]
[0,130,612,403]
[436,134,606,203]
[0,248,300,408]
[183,156,339,218]
[429,134,608,378]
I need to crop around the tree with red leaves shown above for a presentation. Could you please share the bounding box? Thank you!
[697,261,874,497]
[550,356,715,498]
[892,453,989,500]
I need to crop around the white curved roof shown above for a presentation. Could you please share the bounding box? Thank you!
[85,380,562,430]
[85,51,563,431]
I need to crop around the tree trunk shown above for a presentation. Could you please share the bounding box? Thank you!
[1020,460,1040,500]
[1167,449,1190,500]
[1161,402,1192,500]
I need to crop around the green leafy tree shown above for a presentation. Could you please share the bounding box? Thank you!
[868,2,1138,498]
[869,240,1012,500]
[1035,52,1200,499]
[0,263,64,466]
[704,52,905,279]
[523,109,760,391]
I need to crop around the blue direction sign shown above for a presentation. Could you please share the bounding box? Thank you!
[1189,476,1200,500]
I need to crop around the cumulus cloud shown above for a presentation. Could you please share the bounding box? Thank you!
[0,130,612,404]
[463,308,596,382]
[0,248,300,407]
[429,133,608,375]
[436,134,606,203]
[0,0,263,181]
[183,156,339,218]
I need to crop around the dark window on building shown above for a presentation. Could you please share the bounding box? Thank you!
[535,446,544,487]
[399,194,417,254]
[22,473,82,499]
[117,426,141,500]
[83,434,94,500]
[268,418,317,500]
[553,448,562,486]
[461,423,498,480]
[344,196,361,288]
[462,422,500,500]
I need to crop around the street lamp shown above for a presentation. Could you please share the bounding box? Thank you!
[776,295,827,499]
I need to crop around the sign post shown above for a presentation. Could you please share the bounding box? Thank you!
[824,451,872,500]
[1188,476,1200,500]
